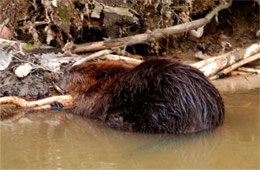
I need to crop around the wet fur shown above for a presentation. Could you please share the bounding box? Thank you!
[66,59,224,134]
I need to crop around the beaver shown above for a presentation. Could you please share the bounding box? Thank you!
[65,58,224,134]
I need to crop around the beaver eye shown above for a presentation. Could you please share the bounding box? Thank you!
[97,71,108,79]
[80,70,85,75]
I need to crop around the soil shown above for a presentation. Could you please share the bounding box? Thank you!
[0,70,48,98]
[0,1,259,99]
[0,69,62,100]
[158,1,260,64]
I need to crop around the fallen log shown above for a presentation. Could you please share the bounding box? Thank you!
[197,42,260,77]
[72,18,209,53]
[210,52,260,80]
[191,50,235,69]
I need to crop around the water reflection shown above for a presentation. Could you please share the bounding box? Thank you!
[1,88,259,169]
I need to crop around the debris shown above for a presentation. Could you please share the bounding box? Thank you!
[0,25,11,40]
[0,47,13,71]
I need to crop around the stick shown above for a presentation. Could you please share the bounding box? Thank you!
[0,95,73,108]
[210,53,260,80]
[102,54,142,65]
[230,71,249,76]
[238,67,260,74]
[72,51,142,67]
[72,49,112,67]
[72,18,209,53]
[190,0,232,38]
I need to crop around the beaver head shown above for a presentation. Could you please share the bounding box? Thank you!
[64,60,135,98]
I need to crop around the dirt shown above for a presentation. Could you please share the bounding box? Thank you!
[0,0,259,99]
[0,70,46,98]
[157,1,260,63]
[0,69,62,99]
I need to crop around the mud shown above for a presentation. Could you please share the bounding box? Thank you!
[0,70,60,99]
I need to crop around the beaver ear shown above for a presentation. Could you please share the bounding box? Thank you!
[97,71,108,79]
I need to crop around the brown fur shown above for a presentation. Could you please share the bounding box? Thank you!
[65,58,225,134]
[67,60,135,97]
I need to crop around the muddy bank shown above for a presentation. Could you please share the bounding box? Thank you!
[0,70,61,99]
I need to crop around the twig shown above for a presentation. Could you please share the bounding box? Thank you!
[190,0,232,38]
[72,50,112,67]
[102,54,142,65]
[0,95,73,108]
[72,50,142,67]
[230,71,249,76]
[238,67,260,74]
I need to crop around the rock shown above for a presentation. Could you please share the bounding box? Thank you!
[15,63,33,78]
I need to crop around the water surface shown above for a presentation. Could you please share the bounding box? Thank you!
[1,89,259,169]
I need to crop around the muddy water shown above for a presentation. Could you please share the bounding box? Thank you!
[1,89,259,169]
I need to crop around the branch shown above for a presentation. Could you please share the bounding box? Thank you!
[197,42,260,77]
[238,67,260,74]
[210,53,260,80]
[190,0,232,38]
[0,95,73,109]
[72,50,112,67]
[72,18,209,53]
[103,54,142,65]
